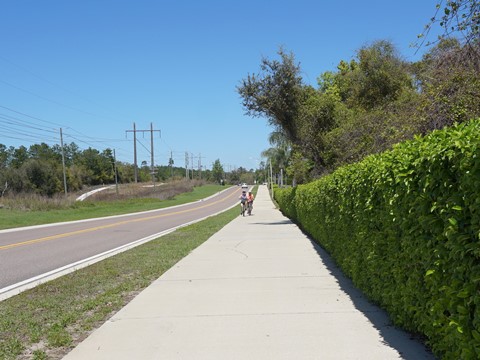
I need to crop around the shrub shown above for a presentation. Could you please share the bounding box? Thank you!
[276,119,480,358]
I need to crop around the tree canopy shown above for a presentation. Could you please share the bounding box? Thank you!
[239,36,480,184]
[0,143,120,196]
[237,48,304,146]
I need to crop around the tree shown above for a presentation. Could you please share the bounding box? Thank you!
[261,146,290,185]
[29,143,60,162]
[344,40,414,109]
[239,172,255,185]
[319,59,358,104]
[255,162,266,184]
[414,38,480,131]
[0,167,25,194]
[22,159,62,196]
[296,86,338,172]
[286,149,313,185]
[418,0,480,48]
[53,142,79,167]
[237,48,305,145]
[211,159,224,184]
[10,146,29,169]
[313,41,419,170]
[76,147,115,185]
[0,144,9,169]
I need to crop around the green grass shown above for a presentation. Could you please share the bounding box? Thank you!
[0,203,240,360]
[0,184,227,230]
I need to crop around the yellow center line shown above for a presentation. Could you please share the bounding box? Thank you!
[0,188,240,251]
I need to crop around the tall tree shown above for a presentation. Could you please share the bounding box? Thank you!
[0,144,9,169]
[414,38,480,131]
[348,40,413,109]
[211,159,224,184]
[76,147,114,185]
[286,149,313,185]
[237,48,305,146]
[296,86,339,170]
[10,146,29,169]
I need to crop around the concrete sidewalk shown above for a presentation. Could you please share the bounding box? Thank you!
[63,185,434,360]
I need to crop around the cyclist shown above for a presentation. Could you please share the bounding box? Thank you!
[239,190,248,216]
[247,191,254,215]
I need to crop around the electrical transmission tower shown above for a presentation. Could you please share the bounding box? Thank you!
[125,122,161,183]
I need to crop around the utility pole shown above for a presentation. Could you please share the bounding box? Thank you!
[125,122,138,183]
[191,153,194,180]
[185,152,189,179]
[150,122,155,190]
[126,123,160,183]
[269,159,273,199]
[170,150,174,178]
[197,153,206,180]
[198,153,201,180]
[59,128,67,198]
[113,149,119,195]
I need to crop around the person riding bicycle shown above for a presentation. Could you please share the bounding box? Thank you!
[246,191,255,215]
[247,191,254,204]
[239,190,248,215]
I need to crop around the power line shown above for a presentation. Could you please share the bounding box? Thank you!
[0,105,62,128]
[0,79,103,118]
[0,59,161,165]
[0,104,132,163]
[0,55,123,122]
[0,115,58,135]
[0,125,58,143]
[0,104,180,169]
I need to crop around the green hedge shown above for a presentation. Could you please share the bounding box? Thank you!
[275,119,480,359]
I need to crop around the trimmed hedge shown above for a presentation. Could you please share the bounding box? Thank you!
[275,119,480,359]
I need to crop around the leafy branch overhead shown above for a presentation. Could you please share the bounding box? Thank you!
[418,0,480,47]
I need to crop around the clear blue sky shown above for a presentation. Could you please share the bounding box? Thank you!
[0,0,442,171]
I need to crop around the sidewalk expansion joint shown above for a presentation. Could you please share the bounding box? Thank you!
[112,310,372,321]
[156,275,334,282]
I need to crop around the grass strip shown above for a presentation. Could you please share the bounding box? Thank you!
[0,203,240,360]
[0,184,227,230]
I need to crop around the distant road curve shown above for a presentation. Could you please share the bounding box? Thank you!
[75,185,116,201]
[75,183,167,201]
[0,186,241,300]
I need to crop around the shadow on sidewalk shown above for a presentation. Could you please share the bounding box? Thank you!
[254,187,436,358]
[304,234,436,360]
[250,220,293,225]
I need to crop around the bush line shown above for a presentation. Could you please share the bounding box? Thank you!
[275,118,480,359]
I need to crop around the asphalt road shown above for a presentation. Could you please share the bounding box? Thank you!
[0,186,242,294]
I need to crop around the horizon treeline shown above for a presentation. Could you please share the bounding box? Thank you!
[0,142,265,196]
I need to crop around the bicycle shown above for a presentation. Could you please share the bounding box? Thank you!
[246,201,253,215]
[240,200,248,216]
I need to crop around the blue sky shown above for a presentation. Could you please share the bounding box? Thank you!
[0,0,442,171]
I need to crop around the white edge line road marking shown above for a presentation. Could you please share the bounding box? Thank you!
[0,198,239,302]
